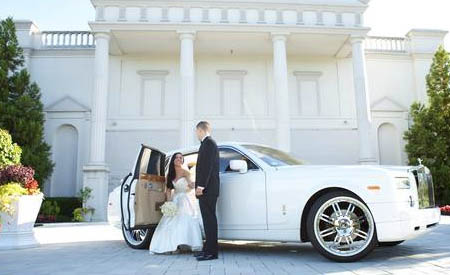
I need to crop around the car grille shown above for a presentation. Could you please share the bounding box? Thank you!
[412,166,436,209]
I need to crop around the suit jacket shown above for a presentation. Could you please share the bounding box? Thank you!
[195,136,220,197]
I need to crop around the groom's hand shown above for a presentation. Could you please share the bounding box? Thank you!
[195,187,204,196]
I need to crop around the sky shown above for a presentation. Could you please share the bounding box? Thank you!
[1,0,449,50]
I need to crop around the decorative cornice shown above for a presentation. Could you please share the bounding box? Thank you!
[216,70,248,76]
[91,0,368,10]
[13,20,39,32]
[406,29,448,38]
[137,70,169,77]
[177,30,196,40]
[293,71,323,79]
[271,32,290,41]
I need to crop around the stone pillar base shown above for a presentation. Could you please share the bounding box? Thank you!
[82,163,110,222]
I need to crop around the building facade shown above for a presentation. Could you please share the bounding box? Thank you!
[14,0,447,221]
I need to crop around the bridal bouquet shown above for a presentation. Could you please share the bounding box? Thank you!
[160,201,177,217]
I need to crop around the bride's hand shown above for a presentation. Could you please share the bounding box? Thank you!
[188,182,195,189]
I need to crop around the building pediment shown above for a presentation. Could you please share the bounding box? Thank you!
[371,96,407,112]
[45,96,90,113]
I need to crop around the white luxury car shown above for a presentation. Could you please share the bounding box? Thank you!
[108,142,440,262]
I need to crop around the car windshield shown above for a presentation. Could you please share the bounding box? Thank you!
[242,145,304,167]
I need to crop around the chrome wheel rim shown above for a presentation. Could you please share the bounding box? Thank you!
[314,196,374,257]
[123,226,148,246]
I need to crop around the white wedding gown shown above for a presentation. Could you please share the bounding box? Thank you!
[149,177,204,254]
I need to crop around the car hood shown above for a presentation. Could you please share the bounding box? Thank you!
[275,164,417,177]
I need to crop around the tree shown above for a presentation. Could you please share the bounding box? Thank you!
[0,17,53,188]
[404,45,450,205]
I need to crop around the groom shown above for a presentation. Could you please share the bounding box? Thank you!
[194,121,220,261]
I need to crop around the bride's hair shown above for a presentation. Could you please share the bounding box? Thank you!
[166,152,183,190]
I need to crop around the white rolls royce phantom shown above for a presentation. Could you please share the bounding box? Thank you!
[108,142,440,262]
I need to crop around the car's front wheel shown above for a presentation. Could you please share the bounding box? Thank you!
[306,191,377,262]
[122,224,155,249]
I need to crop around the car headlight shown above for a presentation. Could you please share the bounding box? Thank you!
[395,177,411,189]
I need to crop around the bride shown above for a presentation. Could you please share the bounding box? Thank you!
[149,152,204,254]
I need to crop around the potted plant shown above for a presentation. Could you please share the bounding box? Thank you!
[37,200,60,223]
[440,205,450,216]
[0,129,44,249]
[72,187,95,222]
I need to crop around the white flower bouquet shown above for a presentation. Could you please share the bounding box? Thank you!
[160,201,177,217]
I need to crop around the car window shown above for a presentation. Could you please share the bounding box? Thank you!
[242,144,304,167]
[135,147,165,179]
[219,148,259,173]
[165,153,198,181]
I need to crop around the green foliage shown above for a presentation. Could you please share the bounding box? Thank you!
[72,207,84,222]
[72,207,94,222]
[40,200,60,216]
[0,182,27,217]
[404,46,450,204]
[0,17,54,188]
[43,197,81,217]
[73,187,95,222]
[72,187,95,222]
[37,197,81,223]
[0,129,21,169]
[78,186,93,205]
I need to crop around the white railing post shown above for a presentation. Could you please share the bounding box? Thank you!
[41,31,95,48]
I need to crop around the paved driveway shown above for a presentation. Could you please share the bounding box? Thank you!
[1,217,449,275]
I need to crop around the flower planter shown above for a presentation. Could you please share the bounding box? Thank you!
[0,193,43,249]
[440,205,450,216]
[82,211,93,222]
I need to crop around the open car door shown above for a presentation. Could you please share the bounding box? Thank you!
[121,144,166,249]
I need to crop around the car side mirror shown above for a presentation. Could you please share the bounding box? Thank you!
[230,160,248,173]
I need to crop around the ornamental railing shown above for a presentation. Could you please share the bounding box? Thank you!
[38,31,409,54]
[365,36,408,53]
[41,31,95,48]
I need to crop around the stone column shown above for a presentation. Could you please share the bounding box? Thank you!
[350,36,377,164]
[272,33,291,152]
[82,32,110,221]
[178,31,196,148]
[406,29,448,103]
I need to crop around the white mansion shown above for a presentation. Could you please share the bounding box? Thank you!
[13,0,447,221]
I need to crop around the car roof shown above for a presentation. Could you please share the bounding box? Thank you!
[166,141,271,156]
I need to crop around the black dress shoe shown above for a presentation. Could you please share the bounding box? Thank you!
[196,254,218,261]
[193,251,205,257]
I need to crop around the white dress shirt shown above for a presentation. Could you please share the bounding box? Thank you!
[201,133,210,142]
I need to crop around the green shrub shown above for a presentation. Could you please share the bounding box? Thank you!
[72,207,84,222]
[404,46,450,205]
[42,197,81,217]
[40,200,60,216]
[0,129,21,169]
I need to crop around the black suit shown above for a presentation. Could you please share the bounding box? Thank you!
[195,136,220,256]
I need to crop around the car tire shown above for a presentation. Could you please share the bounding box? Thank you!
[306,191,378,262]
[378,241,404,247]
[122,224,155,249]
